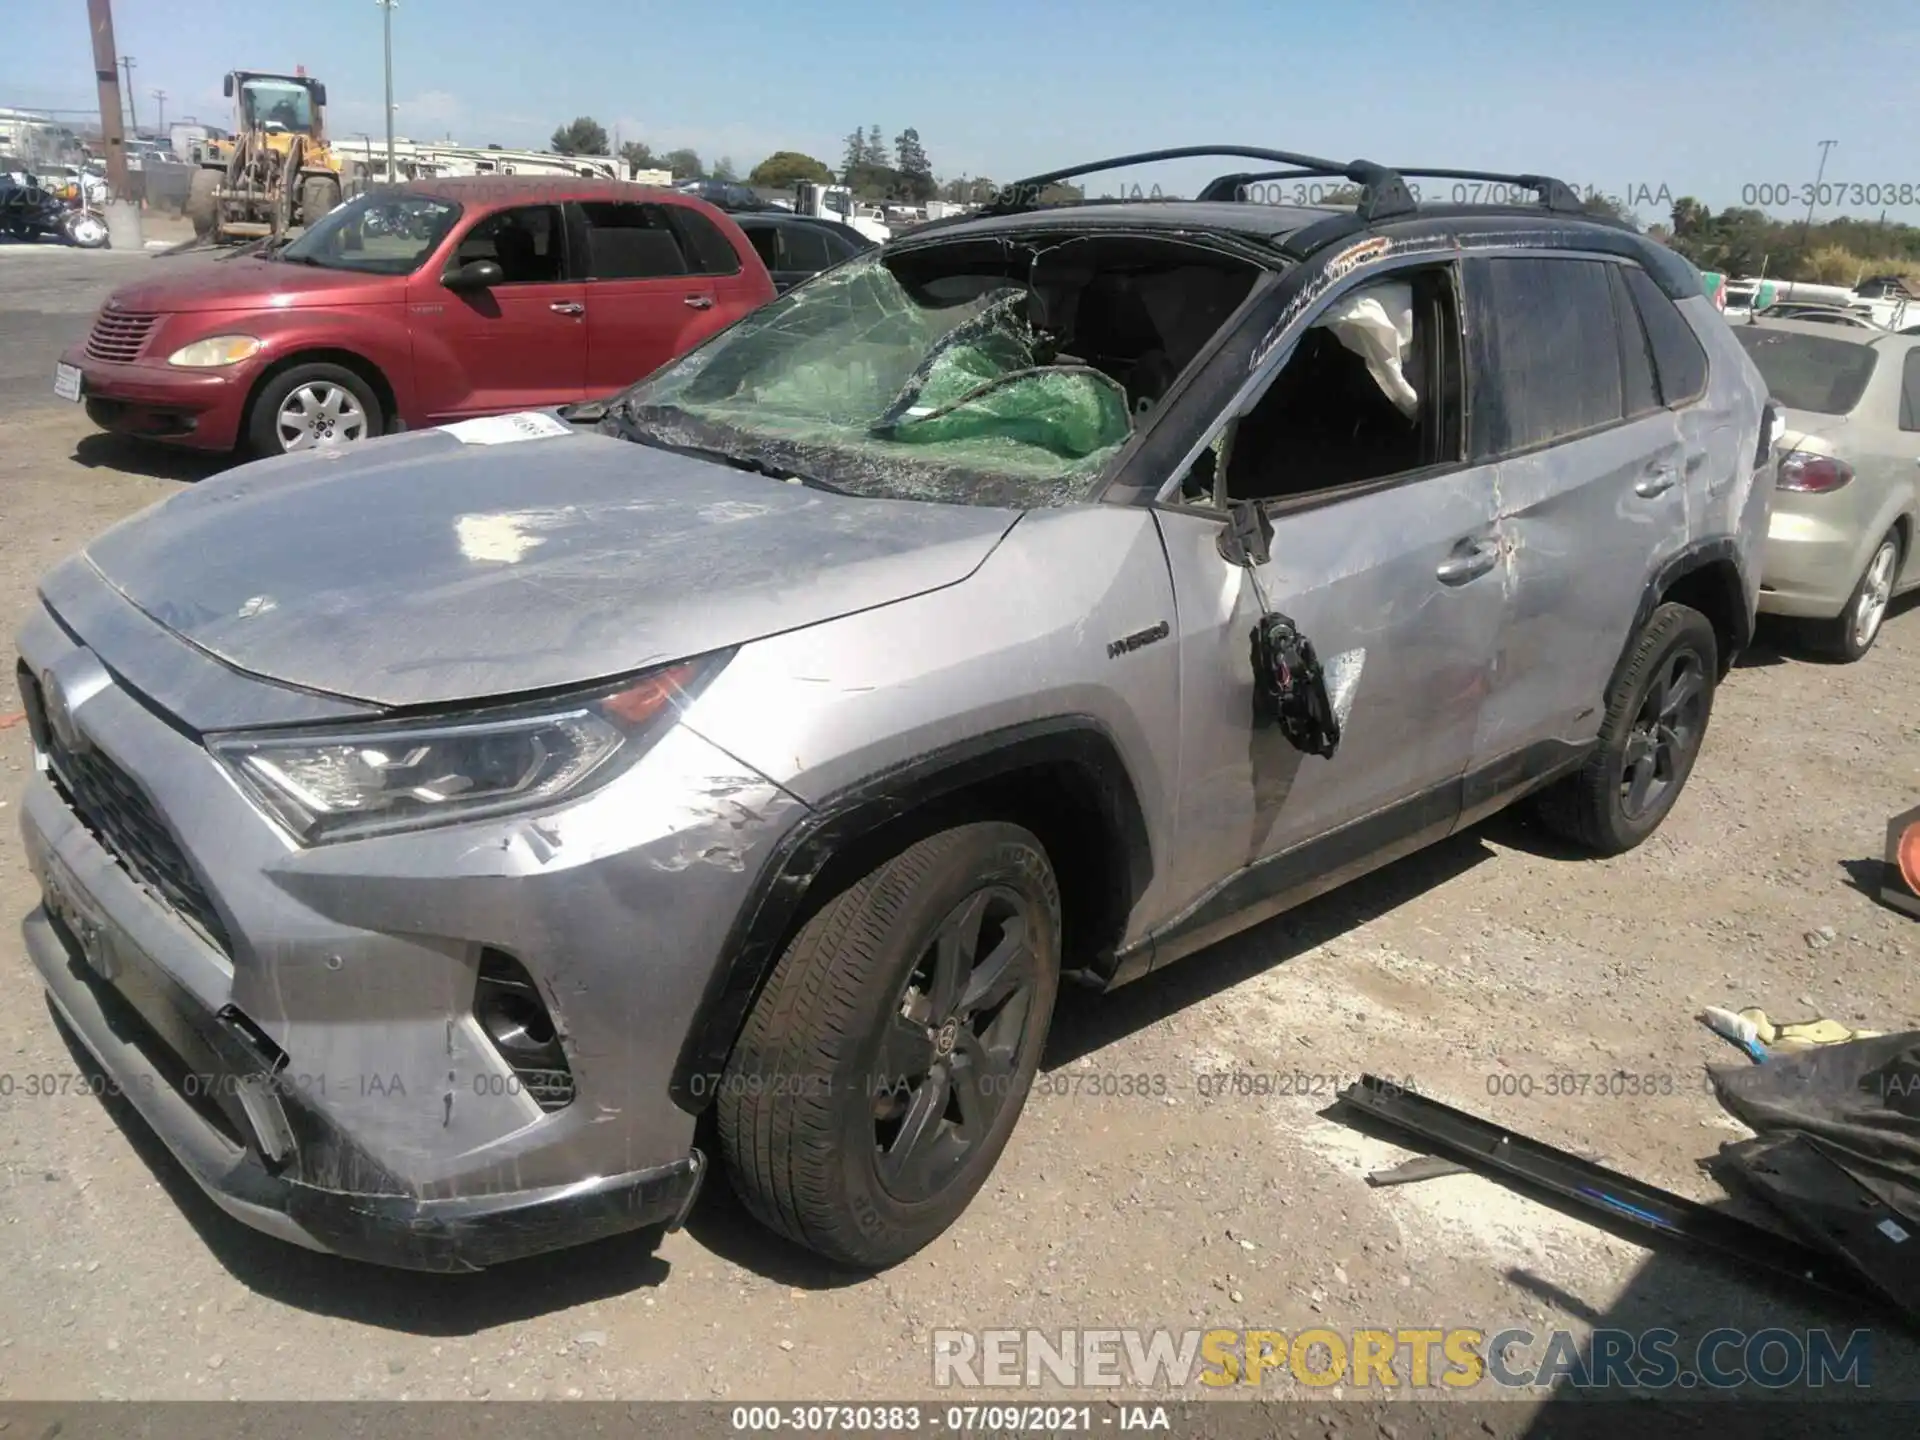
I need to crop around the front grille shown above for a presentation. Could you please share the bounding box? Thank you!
[84,308,160,363]
[19,666,232,955]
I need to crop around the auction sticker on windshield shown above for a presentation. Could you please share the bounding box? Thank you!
[438,412,570,445]
[53,363,82,403]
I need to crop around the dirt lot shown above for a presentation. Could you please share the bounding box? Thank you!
[1,246,1918,1411]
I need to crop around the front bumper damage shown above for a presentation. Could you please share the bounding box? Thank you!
[25,894,703,1270]
[15,588,803,1270]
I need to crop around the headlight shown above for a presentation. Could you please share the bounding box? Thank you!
[167,335,264,368]
[208,657,723,845]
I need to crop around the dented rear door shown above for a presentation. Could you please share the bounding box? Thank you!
[1460,254,1692,803]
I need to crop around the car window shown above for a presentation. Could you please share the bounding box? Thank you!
[281,190,461,274]
[1215,266,1464,506]
[454,204,566,283]
[577,201,690,279]
[1608,264,1662,420]
[1901,348,1920,432]
[744,226,780,272]
[1621,266,1708,405]
[666,206,743,276]
[780,226,832,273]
[1464,256,1623,458]
[1731,329,1879,415]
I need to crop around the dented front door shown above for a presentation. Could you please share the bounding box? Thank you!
[1149,469,1505,958]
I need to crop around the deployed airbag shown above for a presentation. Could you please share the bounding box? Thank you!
[1314,280,1417,419]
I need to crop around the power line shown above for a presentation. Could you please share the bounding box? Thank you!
[151,88,167,133]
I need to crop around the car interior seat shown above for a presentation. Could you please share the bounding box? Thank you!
[490,223,539,283]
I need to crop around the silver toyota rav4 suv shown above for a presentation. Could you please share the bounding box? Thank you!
[16,148,1776,1272]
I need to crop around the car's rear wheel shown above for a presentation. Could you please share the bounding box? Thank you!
[1809,530,1900,662]
[717,821,1061,1268]
[246,362,383,457]
[1532,602,1718,856]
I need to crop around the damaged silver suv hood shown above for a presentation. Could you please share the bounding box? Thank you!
[76,426,1020,709]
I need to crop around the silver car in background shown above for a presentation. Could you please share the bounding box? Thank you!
[1733,318,1920,659]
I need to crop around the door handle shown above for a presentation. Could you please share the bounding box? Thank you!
[1634,466,1677,497]
[549,301,584,316]
[683,295,715,310]
[1436,540,1499,585]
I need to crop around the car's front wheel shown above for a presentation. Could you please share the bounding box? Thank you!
[246,362,383,457]
[717,821,1061,1268]
[1532,602,1718,855]
[1809,529,1901,662]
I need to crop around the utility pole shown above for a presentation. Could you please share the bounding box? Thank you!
[1800,139,1836,256]
[86,0,129,195]
[119,54,137,133]
[375,0,398,181]
[151,88,166,134]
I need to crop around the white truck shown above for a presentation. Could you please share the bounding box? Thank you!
[793,181,890,243]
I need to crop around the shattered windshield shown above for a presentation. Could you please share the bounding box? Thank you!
[607,252,1135,507]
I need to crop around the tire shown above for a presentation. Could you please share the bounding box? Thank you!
[245,362,383,457]
[186,168,220,238]
[1807,530,1901,662]
[298,174,340,228]
[717,821,1062,1268]
[1531,602,1718,856]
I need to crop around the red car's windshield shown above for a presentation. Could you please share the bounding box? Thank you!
[279,190,461,275]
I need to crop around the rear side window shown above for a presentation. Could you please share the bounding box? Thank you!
[666,206,744,276]
[577,202,691,279]
[1622,266,1708,405]
[1464,256,1623,458]
[1608,264,1662,419]
[744,226,779,272]
[780,225,832,273]
[1901,349,1920,432]
[1732,328,1879,415]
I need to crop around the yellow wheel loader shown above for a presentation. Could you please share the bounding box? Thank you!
[186,71,344,244]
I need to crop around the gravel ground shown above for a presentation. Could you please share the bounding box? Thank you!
[1,246,1918,1414]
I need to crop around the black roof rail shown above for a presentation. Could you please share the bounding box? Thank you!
[1206,165,1587,217]
[1388,168,1587,213]
[980,145,1418,223]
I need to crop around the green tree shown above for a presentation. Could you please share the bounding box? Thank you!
[1669,197,1711,241]
[619,140,658,174]
[712,155,737,183]
[840,129,865,181]
[893,127,933,202]
[550,117,609,156]
[864,124,887,168]
[663,148,702,180]
[753,150,835,188]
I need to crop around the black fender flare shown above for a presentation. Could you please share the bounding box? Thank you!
[1613,537,1753,696]
[667,716,1154,1113]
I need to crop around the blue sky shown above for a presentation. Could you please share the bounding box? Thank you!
[5,0,1918,220]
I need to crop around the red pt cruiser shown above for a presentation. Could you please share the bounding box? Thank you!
[54,177,777,456]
